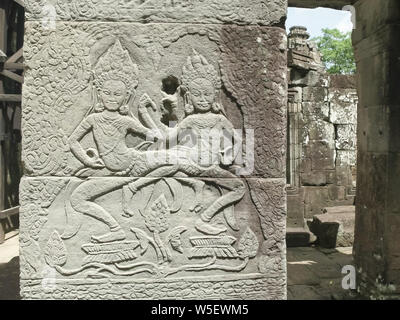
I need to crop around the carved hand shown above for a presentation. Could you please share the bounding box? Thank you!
[146,128,164,142]
[161,91,178,109]
[139,93,157,113]
[85,157,106,169]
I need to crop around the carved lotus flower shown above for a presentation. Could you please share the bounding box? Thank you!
[144,194,170,234]
[44,231,67,267]
[237,227,259,259]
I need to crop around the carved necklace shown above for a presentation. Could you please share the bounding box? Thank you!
[94,113,126,137]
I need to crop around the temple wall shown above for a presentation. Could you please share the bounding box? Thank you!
[20,1,288,299]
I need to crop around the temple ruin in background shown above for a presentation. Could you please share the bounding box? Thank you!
[286,26,357,247]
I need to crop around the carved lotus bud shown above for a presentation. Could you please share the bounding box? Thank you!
[237,227,259,259]
[44,231,67,267]
[144,194,170,234]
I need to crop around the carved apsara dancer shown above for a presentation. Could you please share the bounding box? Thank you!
[67,41,173,243]
[132,50,246,235]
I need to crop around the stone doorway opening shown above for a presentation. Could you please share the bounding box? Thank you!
[285,7,358,300]
[285,8,357,250]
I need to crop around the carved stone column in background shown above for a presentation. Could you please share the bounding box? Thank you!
[20,0,288,299]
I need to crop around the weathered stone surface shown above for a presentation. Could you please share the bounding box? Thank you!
[336,150,356,167]
[329,74,356,89]
[353,0,400,299]
[302,86,328,103]
[290,70,327,88]
[327,185,346,201]
[336,125,357,150]
[307,120,334,141]
[310,141,335,170]
[308,206,355,248]
[302,102,329,120]
[301,170,327,186]
[286,227,311,248]
[363,105,390,154]
[287,246,355,300]
[286,187,305,228]
[329,90,357,125]
[303,187,330,219]
[21,4,287,299]
[287,26,323,72]
[24,0,287,25]
[19,176,286,299]
[22,22,287,179]
[335,166,353,187]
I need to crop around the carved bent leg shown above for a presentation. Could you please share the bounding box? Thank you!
[127,157,206,216]
[195,170,246,235]
[173,172,205,213]
[126,164,180,194]
[70,178,131,243]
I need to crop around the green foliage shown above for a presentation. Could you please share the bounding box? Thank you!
[312,28,356,75]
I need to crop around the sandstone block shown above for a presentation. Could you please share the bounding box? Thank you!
[336,150,357,167]
[307,120,335,142]
[20,18,287,299]
[308,206,355,248]
[302,86,328,102]
[329,89,357,125]
[301,171,327,186]
[20,176,287,299]
[22,22,287,178]
[336,125,357,150]
[310,141,335,170]
[24,0,287,25]
[303,186,330,219]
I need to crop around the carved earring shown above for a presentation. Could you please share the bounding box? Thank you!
[94,103,104,113]
[119,104,129,115]
[183,91,194,115]
[211,102,221,113]
[184,103,194,115]
[120,93,134,115]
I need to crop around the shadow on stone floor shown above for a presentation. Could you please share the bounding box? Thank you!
[287,246,358,300]
[0,256,20,300]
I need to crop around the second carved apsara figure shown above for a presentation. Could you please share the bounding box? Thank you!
[135,49,246,235]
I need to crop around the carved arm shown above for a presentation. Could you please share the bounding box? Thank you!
[68,118,105,168]
[138,93,168,133]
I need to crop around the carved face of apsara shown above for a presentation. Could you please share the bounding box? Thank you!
[99,79,127,112]
[189,78,215,113]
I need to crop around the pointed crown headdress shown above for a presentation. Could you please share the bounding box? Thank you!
[93,40,139,94]
[181,49,221,91]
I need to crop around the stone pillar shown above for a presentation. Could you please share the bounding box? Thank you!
[353,0,400,298]
[20,1,288,299]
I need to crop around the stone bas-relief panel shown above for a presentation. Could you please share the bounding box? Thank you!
[22,19,287,299]
[22,22,287,178]
[19,177,286,299]
[24,0,286,26]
